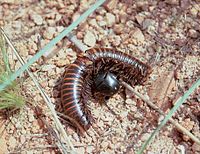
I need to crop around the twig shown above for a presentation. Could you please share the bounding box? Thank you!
[121,81,200,145]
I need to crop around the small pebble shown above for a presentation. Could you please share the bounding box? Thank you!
[101,141,109,149]
[132,28,145,43]
[55,13,62,21]
[181,118,194,131]
[142,19,154,30]
[165,0,179,5]
[77,31,84,39]
[31,14,43,25]
[97,120,104,128]
[125,98,135,105]
[20,136,26,143]
[48,69,56,76]
[28,114,35,122]
[103,0,118,11]
[41,80,48,88]
[98,20,107,27]
[119,12,127,23]
[188,29,198,38]
[96,15,103,21]
[14,61,22,70]
[26,150,34,154]
[89,19,98,28]
[131,106,137,112]
[43,27,56,40]
[45,12,56,19]
[105,13,115,27]
[48,79,55,87]
[8,136,16,149]
[177,145,186,154]
[83,31,96,47]
[141,133,151,142]
[120,111,128,118]
[76,147,85,154]
[31,120,40,133]
[190,6,198,16]
[111,35,121,47]
[15,121,22,129]
[86,146,95,153]
[41,64,56,72]
[113,24,123,34]
[56,26,64,33]
[16,43,29,57]
[12,21,22,31]
[55,59,67,67]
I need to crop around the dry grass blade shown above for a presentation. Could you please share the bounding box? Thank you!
[0,28,76,154]
[0,33,11,73]
[121,81,200,145]
[37,111,70,153]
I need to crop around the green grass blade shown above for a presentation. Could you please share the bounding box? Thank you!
[0,32,25,110]
[0,90,24,109]
[0,72,18,90]
[0,0,106,92]
[137,78,200,154]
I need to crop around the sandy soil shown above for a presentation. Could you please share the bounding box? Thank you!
[0,0,200,153]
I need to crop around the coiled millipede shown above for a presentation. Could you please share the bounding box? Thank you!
[61,48,152,132]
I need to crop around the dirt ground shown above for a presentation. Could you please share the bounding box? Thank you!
[0,0,200,153]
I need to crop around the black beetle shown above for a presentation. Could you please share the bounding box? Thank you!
[93,71,120,97]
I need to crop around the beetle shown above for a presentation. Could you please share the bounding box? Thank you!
[94,71,120,96]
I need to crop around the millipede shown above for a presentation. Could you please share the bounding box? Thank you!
[86,48,152,87]
[60,56,93,131]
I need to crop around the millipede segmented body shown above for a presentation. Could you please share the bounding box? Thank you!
[61,57,92,130]
[86,48,152,86]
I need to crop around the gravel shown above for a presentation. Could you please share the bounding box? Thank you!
[1,0,200,153]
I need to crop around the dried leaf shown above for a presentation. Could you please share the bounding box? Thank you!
[148,70,176,109]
